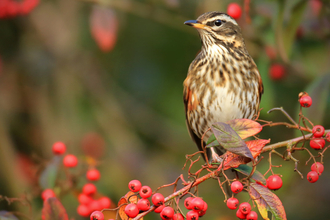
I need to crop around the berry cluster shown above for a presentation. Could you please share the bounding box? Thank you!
[307,162,324,183]
[310,125,326,150]
[0,0,39,18]
[123,180,208,220]
[226,181,258,220]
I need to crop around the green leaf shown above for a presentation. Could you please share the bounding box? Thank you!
[205,134,220,148]
[210,122,253,159]
[234,164,266,185]
[226,119,262,139]
[41,198,68,220]
[39,157,61,189]
[249,183,287,220]
[283,0,308,57]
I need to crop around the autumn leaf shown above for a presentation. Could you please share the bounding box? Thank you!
[226,119,262,139]
[210,122,253,159]
[118,191,141,220]
[249,183,287,220]
[234,164,266,185]
[41,197,68,220]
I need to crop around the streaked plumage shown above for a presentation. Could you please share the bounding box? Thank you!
[183,12,263,162]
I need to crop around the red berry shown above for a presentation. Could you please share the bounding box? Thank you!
[310,138,325,150]
[78,193,93,205]
[299,95,312,108]
[124,203,139,218]
[236,209,247,219]
[52,142,66,155]
[83,183,97,195]
[312,125,325,137]
[231,181,243,193]
[198,201,208,217]
[90,211,104,220]
[152,193,164,206]
[269,64,285,81]
[226,197,239,210]
[307,171,319,183]
[63,154,78,167]
[239,202,251,215]
[128,180,142,192]
[326,133,330,142]
[266,175,283,190]
[154,205,165,213]
[160,207,174,220]
[98,197,111,209]
[77,204,90,217]
[191,197,204,211]
[186,210,199,220]
[311,162,324,175]
[41,189,56,200]
[139,186,152,199]
[90,200,102,212]
[227,3,242,19]
[246,211,258,220]
[87,169,101,181]
[184,197,194,210]
[137,198,150,211]
[173,213,184,220]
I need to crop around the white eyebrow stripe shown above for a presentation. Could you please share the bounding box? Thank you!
[206,15,237,25]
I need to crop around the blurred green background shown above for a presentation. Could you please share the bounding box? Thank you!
[0,0,330,219]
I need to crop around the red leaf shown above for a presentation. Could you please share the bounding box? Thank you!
[41,197,68,220]
[226,119,262,139]
[223,139,269,170]
[90,6,118,52]
[249,183,287,220]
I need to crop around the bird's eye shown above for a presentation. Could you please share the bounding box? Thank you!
[214,20,222,26]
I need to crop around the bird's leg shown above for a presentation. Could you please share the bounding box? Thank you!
[209,147,223,164]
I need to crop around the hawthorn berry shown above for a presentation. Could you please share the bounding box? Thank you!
[98,197,111,209]
[152,193,165,206]
[266,175,283,190]
[41,189,56,200]
[137,198,150,211]
[226,197,239,210]
[311,162,324,175]
[198,201,208,217]
[83,183,97,195]
[139,186,152,198]
[77,204,90,217]
[154,205,165,213]
[269,64,285,81]
[239,202,251,215]
[236,209,247,219]
[173,213,184,220]
[87,169,101,181]
[231,181,243,193]
[128,180,142,192]
[227,3,242,19]
[63,154,78,167]
[246,211,258,220]
[310,138,325,150]
[90,200,102,212]
[307,171,319,183]
[90,211,104,220]
[160,207,174,220]
[78,193,93,205]
[299,95,312,108]
[326,132,330,142]
[191,197,204,211]
[186,210,199,220]
[52,142,66,155]
[312,125,325,137]
[184,197,194,210]
[124,203,139,218]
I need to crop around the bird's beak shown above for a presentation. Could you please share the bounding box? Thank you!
[184,20,206,29]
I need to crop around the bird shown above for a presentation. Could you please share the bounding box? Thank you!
[183,11,263,163]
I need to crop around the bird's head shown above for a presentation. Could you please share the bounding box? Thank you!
[184,12,245,50]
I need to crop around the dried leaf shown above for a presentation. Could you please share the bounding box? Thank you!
[90,6,118,52]
[249,183,287,220]
[234,164,266,185]
[41,197,68,220]
[226,119,262,139]
[210,122,253,159]
[118,191,141,220]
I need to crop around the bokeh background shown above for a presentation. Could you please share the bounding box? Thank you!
[0,0,330,219]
